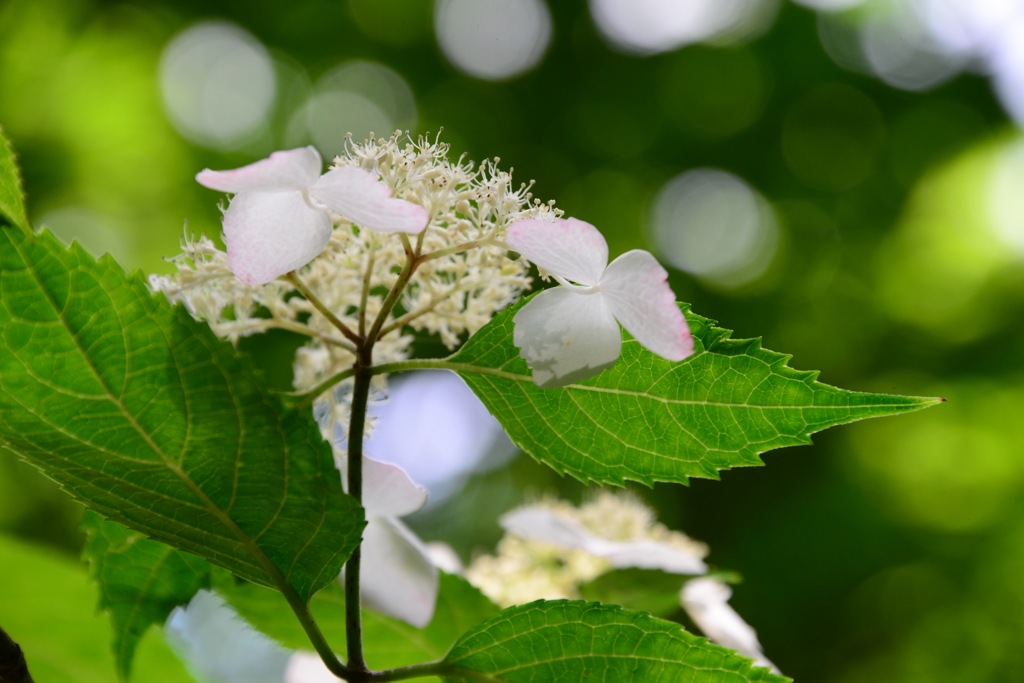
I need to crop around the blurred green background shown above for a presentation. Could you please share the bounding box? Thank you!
[3,0,1024,680]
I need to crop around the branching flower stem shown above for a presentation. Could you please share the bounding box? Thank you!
[344,346,373,675]
[359,243,377,339]
[282,229,520,681]
[416,236,498,264]
[284,271,361,345]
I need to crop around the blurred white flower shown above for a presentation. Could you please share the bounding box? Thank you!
[681,577,780,674]
[165,590,291,683]
[366,370,515,504]
[467,493,780,675]
[500,504,707,575]
[506,217,693,388]
[466,492,707,607]
[348,456,438,628]
[196,146,428,284]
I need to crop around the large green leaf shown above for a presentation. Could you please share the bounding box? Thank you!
[444,298,942,485]
[443,600,788,683]
[0,533,194,683]
[0,226,364,600]
[0,124,28,233]
[82,513,211,680]
[219,572,499,677]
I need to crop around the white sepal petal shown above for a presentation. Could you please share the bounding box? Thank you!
[597,540,707,575]
[506,218,608,286]
[362,456,428,518]
[311,167,428,234]
[681,577,780,674]
[285,652,338,683]
[164,590,291,683]
[360,517,439,628]
[196,146,322,193]
[502,506,707,575]
[513,287,621,388]
[222,191,333,285]
[500,506,598,549]
[600,250,693,362]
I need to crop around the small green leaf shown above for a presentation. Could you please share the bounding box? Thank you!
[82,512,211,680]
[219,572,499,674]
[579,568,688,619]
[448,298,943,485]
[444,600,789,683]
[0,125,29,233]
[0,532,194,683]
[0,227,364,601]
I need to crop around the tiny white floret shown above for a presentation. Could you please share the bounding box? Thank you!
[196,146,428,285]
[506,217,693,387]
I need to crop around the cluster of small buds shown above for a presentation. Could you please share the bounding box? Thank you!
[465,491,708,608]
[151,131,555,435]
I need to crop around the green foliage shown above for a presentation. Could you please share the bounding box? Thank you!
[81,513,210,680]
[578,568,689,619]
[0,124,28,233]
[0,226,364,600]
[450,299,943,486]
[219,572,499,676]
[0,533,193,683]
[444,600,789,683]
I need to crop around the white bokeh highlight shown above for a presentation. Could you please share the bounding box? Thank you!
[812,0,1024,127]
[435,0,552,80]
[791,0,866,11]
[159,21,277,150]
[287,61,417,156]
[989,137,1024,255]
[860,5,965,91]
[588,0,778,55]
[650,169,778,287]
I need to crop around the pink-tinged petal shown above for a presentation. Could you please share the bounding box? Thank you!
[223,191,332,285]
[513,287,622,388]
[600,249,693,362]
[506,218,608,286]
[362,456,428,518]
[196,147,322,193]
[310,167,428,234]
[681,578,780,674]
[360,517,439,628]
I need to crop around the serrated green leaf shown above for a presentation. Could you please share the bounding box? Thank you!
[0,533,194,683]
[578,568,688,619]
[81,512,211,681]
[444,600,789,683]
[0,125,29,233]
[447,298,943,486]
[0,226,364,601]
[219,571,499,677]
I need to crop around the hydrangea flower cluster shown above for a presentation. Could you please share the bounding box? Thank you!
[464,492,778,673]
[151,132,539,431]
[151,131,695,634]
[465,491,708,606]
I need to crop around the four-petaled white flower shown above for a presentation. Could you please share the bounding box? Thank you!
[505,217,694,388]
[353,456,438,629]
[196,146,428,285]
